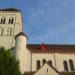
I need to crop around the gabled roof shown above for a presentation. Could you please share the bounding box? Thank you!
[34,61,59,75]
[27,44,75,53]
[0,8,20,11]
[47,62,60,73]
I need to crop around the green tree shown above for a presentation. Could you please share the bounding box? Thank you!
[0,47,21,75]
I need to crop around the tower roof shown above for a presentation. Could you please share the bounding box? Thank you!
[0,8,20,11]
[15,32,28,39]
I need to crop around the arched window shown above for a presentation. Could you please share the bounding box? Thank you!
[42,59,46,65]
[9,17,14,24]
[69,59,74,71]
[7,28,12,36]
[1,28,4,35]
[10,29,12,35]
[63,61,69,71]
[0,28,4,36]
[37,60,40,70]
[48,60,52,66]
[0,17,6,24]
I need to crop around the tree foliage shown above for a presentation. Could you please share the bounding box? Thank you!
[0,47,21,75]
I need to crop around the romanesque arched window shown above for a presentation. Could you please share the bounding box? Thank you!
[0,17,6,24]
[37,60,40,70]
[0,28,4,36]
[7,28,12,35]
[42,59,46,65]
[10,29,12,35]
[63,61,69,71]
[48,60,52,66]
[69,59,74,71]
[9,17,14,24]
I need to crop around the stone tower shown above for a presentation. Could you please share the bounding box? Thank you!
[0,8,22,49]
[15,32,31,73]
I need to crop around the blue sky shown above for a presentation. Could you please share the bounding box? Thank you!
[0,0,75,44]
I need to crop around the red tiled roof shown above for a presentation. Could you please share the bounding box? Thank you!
[27,44,75,53]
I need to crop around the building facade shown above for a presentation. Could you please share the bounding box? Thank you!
[0,8,22,49]
[0,8,75,75]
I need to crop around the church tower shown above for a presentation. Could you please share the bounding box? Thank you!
[15,32,31,73]
[0,8,22,49]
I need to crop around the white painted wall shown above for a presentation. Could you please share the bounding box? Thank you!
[55,52,75,72]
[31,51,75,72]
[31,53,55,71]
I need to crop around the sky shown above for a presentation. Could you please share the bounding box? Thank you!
[0,0,75,44]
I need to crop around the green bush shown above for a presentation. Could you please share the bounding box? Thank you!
[0,47,21,75]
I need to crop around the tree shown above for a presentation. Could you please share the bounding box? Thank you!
[0,47,21,75]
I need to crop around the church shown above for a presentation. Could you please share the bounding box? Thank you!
[0,8,75,75]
